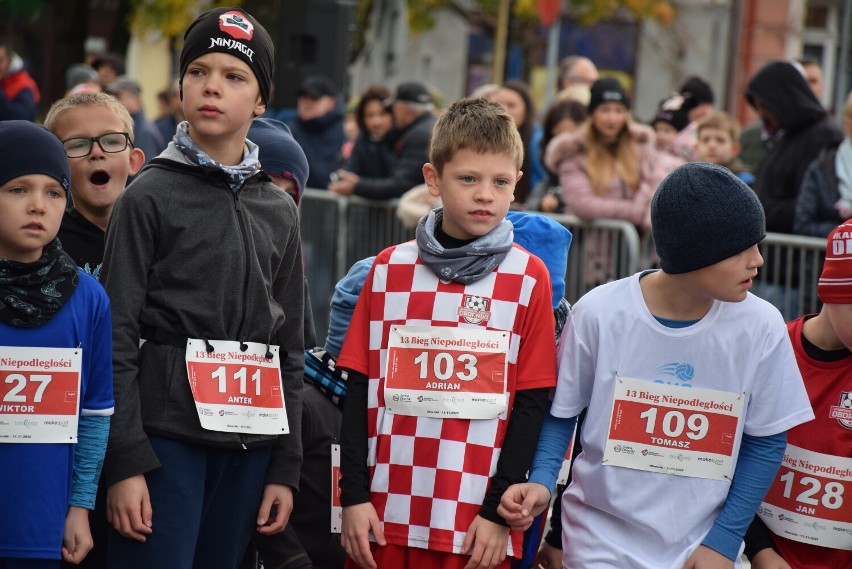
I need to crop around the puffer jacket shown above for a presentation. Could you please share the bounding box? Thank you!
[545,123,683,231]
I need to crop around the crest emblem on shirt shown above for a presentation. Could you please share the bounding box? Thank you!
[458,294,491,324]
[829,391,852,429]
[218,11,254,41]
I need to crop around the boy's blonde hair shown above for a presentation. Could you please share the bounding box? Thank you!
[44,91,136,142]
[429,98,524,174]
[696,111,740,142]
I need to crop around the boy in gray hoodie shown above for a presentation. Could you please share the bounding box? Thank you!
[101,8,304,568]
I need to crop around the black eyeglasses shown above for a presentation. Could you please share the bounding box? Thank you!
[61,132,132,158]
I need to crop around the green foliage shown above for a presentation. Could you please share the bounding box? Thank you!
[0,0,44,20]
[403,0,674,31]
[129,0,242,37]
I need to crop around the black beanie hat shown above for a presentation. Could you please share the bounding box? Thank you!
[652,95,690,132]
[679,76,714,111]
[652,162,765,274]
[179,7,274,105]
[0,120,70,194]
[248,118,309,202]
[588,77,629,113]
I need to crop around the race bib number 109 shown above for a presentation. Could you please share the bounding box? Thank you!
[603,375,743,480]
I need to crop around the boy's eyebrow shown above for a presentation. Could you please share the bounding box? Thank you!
[188,59,253,74]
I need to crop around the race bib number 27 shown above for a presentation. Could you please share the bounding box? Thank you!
[0,346,82,443]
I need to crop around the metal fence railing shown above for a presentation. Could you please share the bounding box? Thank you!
[300,189,828,344]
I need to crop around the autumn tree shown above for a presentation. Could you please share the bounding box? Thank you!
[354,0,675,78]
[129,0,240,37]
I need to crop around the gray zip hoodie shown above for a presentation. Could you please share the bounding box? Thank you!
[100,144,304,489]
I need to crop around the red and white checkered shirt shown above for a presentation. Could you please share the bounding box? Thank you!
[338,241,557,556]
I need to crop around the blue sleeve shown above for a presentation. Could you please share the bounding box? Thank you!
[70,415,111,509]
[528,125,546,190]
[527,412,578,493]
[81,276,114,415]
[701,431,787,560]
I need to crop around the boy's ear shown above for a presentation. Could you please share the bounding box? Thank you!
[731,142,741,157]
[254,95,266,118]
[128,147,145,176]
[423,163,441,197]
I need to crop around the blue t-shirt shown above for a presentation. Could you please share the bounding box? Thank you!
[0,270,113,559]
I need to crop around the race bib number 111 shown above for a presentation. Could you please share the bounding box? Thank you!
[186,339,289,435]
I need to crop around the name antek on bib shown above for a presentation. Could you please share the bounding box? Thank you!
[603,375,743,481]
[185,339,289,435]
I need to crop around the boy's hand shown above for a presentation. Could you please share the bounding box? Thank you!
[462,515,509,569]
[106,474,153,542]
[61,506,93,564]
[750,548,792,569]
[533,541,563,568]
[341,502,386,569]
[540,193,559,213]
[497,482,551,531]
[681,545,735,569]
[256,483,293,535]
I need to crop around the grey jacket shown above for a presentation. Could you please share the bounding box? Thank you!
[101,145,304,488]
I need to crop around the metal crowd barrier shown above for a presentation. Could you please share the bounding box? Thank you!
[299,189,827,344]
[752,233,826,320]
[637,232,826,321]
[544,213,641,302]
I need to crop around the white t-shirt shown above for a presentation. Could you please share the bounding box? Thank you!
[551,272,814,569]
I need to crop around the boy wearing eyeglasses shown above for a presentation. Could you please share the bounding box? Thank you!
[45,91,144,279]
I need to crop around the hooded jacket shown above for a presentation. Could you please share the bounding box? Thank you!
[100,144,304,488]
[746,60,843,233]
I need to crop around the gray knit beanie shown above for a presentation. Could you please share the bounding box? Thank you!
[652,162,765,274]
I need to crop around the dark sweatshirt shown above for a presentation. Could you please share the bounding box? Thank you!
[100,144,304,489]
[746,60,843,234]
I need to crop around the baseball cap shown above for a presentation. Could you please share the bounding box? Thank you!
[385,81,433,107]
[298,75,337,99]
